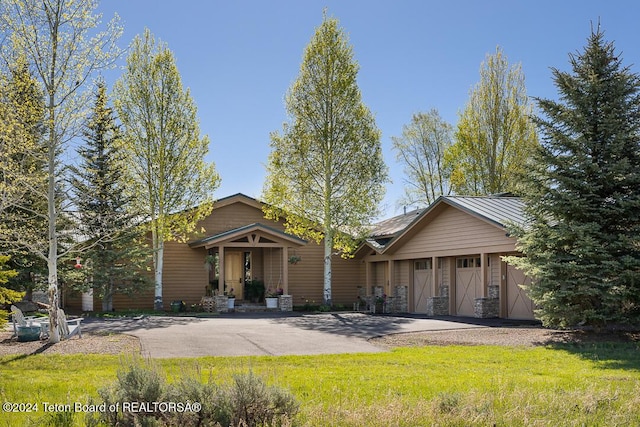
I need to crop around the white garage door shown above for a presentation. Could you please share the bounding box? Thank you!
[455,256,481,317]
[413,260,432,313]
[506,263,535,320]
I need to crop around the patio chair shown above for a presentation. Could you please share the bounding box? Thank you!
[57,308,82,339]
[10,305,48,339]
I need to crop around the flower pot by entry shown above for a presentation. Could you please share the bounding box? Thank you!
[265,297,278,309]
[227,298,235,309]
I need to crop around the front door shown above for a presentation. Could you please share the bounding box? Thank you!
[225,251,244,299]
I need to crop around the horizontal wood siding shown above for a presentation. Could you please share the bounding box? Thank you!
[199,202,280,235]
[288,241,323,305]
[392,205,516,258]
[394,260,410,286]
[84,197,363,310]
[331,254,363,305]
[490,254,501,286]
[162,239,209,307]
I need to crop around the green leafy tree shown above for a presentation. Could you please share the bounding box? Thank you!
[507,27,640,328]
[71,82,152,311]
[447,46,538,195]
[113,29,221,310]
[392,109,453,206]
[1,0,122,342]
[0,255,23,329]
[263,13,388,306]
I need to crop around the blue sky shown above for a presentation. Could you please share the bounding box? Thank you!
[96,1,640,219]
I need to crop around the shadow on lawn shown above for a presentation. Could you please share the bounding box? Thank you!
[542,331,640,371]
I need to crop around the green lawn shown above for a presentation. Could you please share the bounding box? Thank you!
[1,342,639,426]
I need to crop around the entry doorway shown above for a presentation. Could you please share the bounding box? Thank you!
[225,251,244,299]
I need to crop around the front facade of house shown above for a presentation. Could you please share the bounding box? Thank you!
[357,196,535,320]
[66,193,535,320]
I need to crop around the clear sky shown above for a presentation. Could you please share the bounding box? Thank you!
[95,0,640,219]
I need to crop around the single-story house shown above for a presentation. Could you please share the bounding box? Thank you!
[356,195,535,320]
[65,193,535,320]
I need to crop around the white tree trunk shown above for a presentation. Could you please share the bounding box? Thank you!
[47,136,60,343]
[154,240,164,310]
[323,233,332,306]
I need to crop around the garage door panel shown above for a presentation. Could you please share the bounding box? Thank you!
[456,267,480,317]
[506,264,534,320]
[414,260,432,313]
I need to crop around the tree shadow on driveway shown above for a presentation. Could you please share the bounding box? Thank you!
[270,312,418,339]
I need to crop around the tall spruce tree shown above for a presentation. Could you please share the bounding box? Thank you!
[0,58,48,301]
[71,82,152,311]
[508,26,640,328]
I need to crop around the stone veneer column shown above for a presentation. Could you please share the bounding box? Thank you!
[278,295,293,312]
[393,285,408,313]
[214,295,229,313]
[474,297,499,318]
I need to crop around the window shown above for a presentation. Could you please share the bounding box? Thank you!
[415,259,432,270]
[456,256,483,268]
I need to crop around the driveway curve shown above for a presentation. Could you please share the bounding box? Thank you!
[83,312,487,358]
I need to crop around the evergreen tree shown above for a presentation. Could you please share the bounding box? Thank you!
[72,82,152,311]
[0,58,48,301]
[508,26,640,328]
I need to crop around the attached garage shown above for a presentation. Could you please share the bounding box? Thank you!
[505,262,535,320]
[455,256,482,317]
[413,259,433,313]
[360,195,537,321]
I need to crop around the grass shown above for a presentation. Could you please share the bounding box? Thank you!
[1,342,639,426]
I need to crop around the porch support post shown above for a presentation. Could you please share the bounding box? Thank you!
[432,257,438,296]
[365,261,371,296]
[387,259,394,296]
[480,253,487,298]
[218,246,225,295]
[282,246,289,294]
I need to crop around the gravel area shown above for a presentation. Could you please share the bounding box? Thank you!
[369,326,640,348]
[0,331,140,356]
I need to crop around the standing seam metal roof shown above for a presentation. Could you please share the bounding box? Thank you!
[442,196,526,228]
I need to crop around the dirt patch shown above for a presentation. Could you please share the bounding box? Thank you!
[0,331,140,356]
[369,326,640,348]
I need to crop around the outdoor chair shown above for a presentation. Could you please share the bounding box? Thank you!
[10,305,48,339]
[57,308,83,339]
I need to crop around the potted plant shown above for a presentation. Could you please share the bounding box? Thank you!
[245,279,265,303]
[265,287,283,308]
[288,255,302,264]
[226,288,235,309]
[204,254,216,271]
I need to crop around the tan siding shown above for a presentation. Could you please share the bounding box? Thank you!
[199,202,282,236]
[93,196,363,310]
[490,254,501,286]
[394,260,410,286]
[440,257,451,290]
[331,254,362,305]
[392,205,516,258]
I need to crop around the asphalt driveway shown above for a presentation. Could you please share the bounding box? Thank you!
[81,312,491,358]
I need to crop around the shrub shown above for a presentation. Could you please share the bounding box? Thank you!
[94,357,299,427]
[224,371,299,427]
